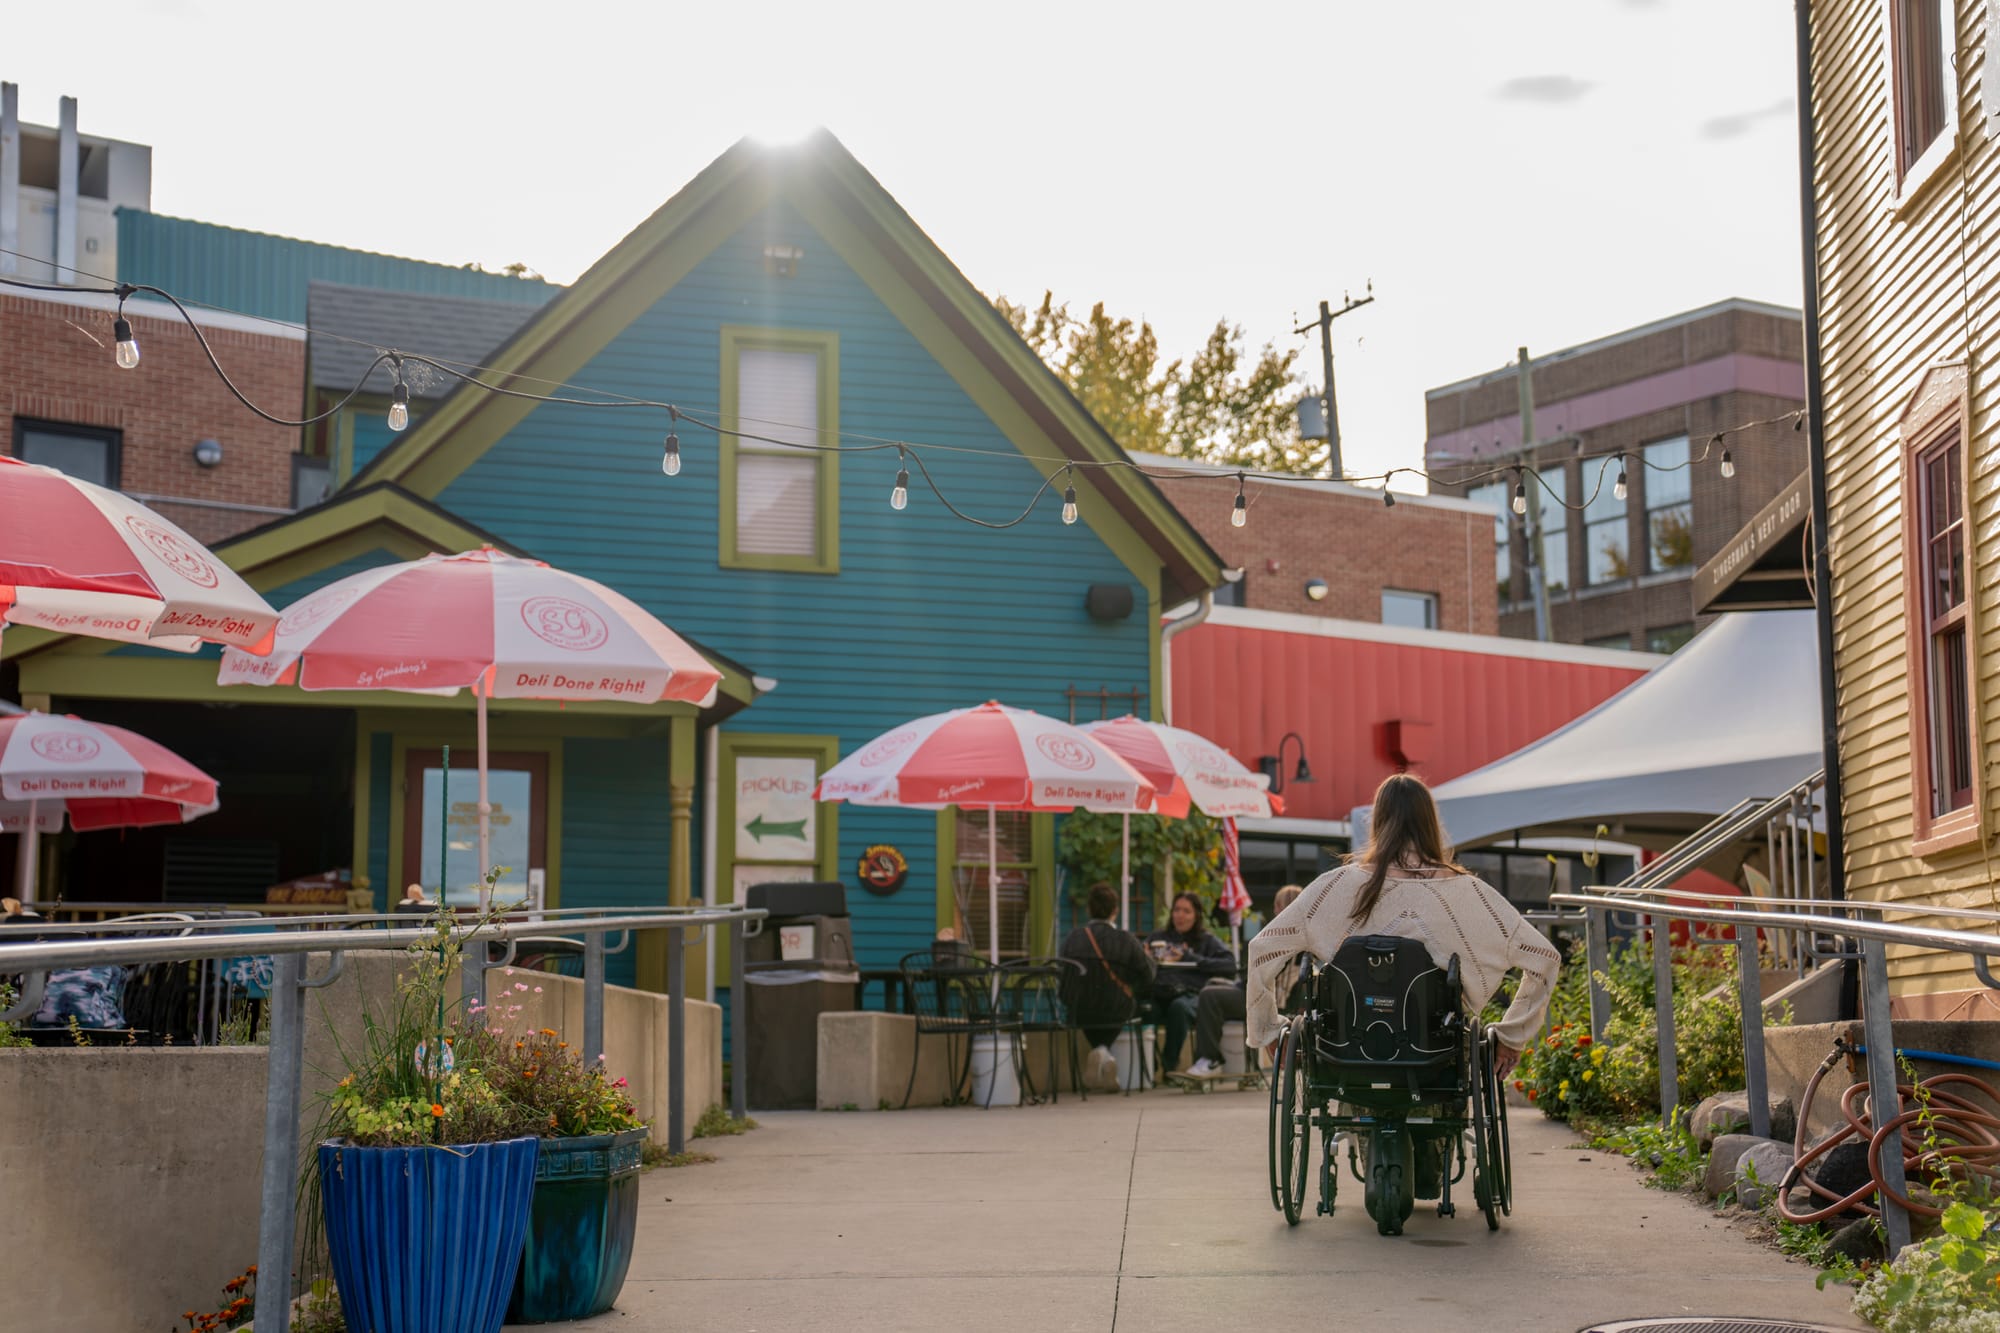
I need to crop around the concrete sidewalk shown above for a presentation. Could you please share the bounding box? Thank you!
[523,1089,1866,1332]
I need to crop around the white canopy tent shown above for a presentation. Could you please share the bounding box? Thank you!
[1379,611,1823,852]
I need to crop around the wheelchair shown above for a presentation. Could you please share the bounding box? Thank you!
[1265,934,1512,1236]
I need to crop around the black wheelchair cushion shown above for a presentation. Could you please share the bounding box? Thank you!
[1313,935,1461,1070]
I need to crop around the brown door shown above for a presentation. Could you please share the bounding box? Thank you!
[402,748,549,906]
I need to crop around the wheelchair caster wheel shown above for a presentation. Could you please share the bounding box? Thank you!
[1436,1202,1454,1218]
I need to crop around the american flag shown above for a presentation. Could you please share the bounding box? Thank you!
[1219,816,1252,925]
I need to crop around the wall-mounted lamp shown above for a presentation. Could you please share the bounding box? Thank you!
[1304,577,1328,602]
[763,243,804,277]
[192,439,223,468]
[1257,731,1315,794]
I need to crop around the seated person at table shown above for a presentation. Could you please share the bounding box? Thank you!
[1059,882,1154,1090]
[1185,884,1302,1076]
[1147,892,1237,1072]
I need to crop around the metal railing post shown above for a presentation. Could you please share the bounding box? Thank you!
[583,931,606,1066]
[1586,905,1611,1042]
[460,939,486,1011]
[667,925,686,1154]
[1859,937,1913,1256]
[1735,923,1771,1139]
[254,952,305,1333]
[1652,912,1679,1126]
[731,916,748,1122]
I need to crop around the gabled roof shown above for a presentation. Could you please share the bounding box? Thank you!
[349,131,1224,605]
[308,281,543,397]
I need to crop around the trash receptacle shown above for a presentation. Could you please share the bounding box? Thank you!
[741,881,859,1109]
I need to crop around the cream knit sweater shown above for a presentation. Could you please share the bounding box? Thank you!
[1245,862,1562,1053]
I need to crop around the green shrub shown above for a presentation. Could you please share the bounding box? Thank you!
[1854,1202,2000,1332]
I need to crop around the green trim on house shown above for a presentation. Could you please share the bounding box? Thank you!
[712,732,840,986]
[934,808,1054,956]
[718,326,841,574]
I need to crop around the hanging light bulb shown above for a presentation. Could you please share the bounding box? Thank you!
[1511,476,1528,516]
[387,377,410,433]
[1720,449,1736,480]
[1230,473,1247,528]
[661,406,682,476]
[113,315,140,369]
[1061,471,1078,526]
[1612,457,1628,502]
[891,449,909,511]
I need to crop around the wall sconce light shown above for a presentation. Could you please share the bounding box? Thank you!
[192,439,223,468]
[1257,731,1315,794]
[1304,577,1328,602]
[763,244,804,277]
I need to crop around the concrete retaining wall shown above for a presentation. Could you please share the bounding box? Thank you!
[1764,1019,2000,1142]
[1,953,721,1333]
[0,1049,266,1333]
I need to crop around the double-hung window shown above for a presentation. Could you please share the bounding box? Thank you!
[15,419,121,488]
[1533,464,1569,595]
[720,327,840,573]
[1644,436,1694,573]
[1901,363,1978,850]
[1583,455,1629,586]
[1887,0,1957,196]
[1467,479,1513,605]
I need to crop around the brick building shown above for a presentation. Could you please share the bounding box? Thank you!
[1423,299,1807,650]
[1,289,305,543]
[1128,452,1498,634]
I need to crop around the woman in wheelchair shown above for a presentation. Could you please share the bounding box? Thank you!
[1245,774,1561,1234]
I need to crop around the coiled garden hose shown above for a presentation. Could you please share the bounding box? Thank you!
[1774,1036,2000,1225]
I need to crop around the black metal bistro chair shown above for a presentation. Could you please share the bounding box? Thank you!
[998,957,1080,1104]
[895,949,1017,1109]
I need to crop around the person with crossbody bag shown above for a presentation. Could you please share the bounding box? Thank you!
[1059,882,1156,1090]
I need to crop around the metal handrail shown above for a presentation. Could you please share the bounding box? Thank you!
[1619,774,1824,893]
[0,903,768,1333]
[0,903,735,937]
[1545,883,2000,1260]
[1578,885,2000,925]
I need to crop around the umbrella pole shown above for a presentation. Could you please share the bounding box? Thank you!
[14,800,38,906]
[476,684,492,913]
[987,806,1000,966]
[1120,813,1131,931]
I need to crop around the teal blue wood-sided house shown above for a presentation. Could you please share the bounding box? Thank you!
[5,133,1221,997]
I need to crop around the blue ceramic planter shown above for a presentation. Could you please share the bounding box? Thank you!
[318,1136,539,1333]
[508,1126,648,1323]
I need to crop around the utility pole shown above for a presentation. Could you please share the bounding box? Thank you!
[1295,283,1374,480]
[1516,348,1554,642]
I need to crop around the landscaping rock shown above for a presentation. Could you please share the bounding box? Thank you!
[1733,1140,1798,1211]
[1808,1141,1875,1215]
[1704,1132,1774,1199]
[1825,1215,1888,1266]
[1689,1090,1797,1148]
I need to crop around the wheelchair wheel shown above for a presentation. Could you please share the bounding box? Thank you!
[1277,1025,1313,1226]
[1266,1026,1289,1213]
[1470,1029,1505,1231]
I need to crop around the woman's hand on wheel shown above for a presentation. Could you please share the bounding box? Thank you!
[1492,1042,1523,1080]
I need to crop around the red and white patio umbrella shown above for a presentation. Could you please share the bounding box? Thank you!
[1,711,220,898]
[217,548,723,903]
[815,701,1156,964]
[0,455,278,653]
[1079,716,1280,928]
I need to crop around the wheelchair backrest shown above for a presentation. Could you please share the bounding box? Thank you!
[1312,934,1461,1067]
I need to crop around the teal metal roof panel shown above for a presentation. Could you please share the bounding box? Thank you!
[115,209,559,324]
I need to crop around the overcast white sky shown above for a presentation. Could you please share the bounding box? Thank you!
[16,0,1804,489]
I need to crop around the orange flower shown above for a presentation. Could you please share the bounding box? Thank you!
[431,1103,445,1118]
[225,1276,245,1292]
[523,1068,537,1080]
[246,1266,257,1275]
[540,1028,558,1038]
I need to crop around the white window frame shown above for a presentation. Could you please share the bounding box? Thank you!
[1885,0,1959,210]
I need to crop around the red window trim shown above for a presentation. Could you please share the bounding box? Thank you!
[1898,362,1981,856]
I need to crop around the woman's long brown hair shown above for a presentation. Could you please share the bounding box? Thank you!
[1348,773,1465,921]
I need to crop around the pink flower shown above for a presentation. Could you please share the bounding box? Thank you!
[612,1076,628,1088]
[532,986,543,994]
[514,982,529,992]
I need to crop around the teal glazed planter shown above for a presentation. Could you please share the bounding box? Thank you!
[318,1135,539,1333]
[508,1126,649,1323]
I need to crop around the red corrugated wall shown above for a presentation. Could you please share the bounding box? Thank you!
[1170,622,1653,825]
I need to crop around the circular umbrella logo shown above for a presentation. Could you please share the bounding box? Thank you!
[278,584,362,636]
[123,515,221,589]
[1035,734,1097,772]
[1176,740,1228,771]
[856,729,921,769]
[30,732,101,763]
[521,597,609,652]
